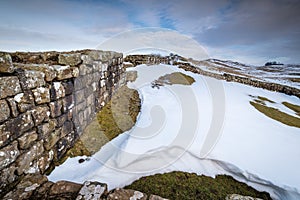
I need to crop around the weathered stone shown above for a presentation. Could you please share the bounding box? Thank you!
[7,98,19,117]
[76,181,107,200]
[0,100,10,122]
[62,95,74,113]
[58,53,82,66]
[18,130,38,150]
[75,90,85,103]
[14,92,35,113]
[37,119,57,136]
[107,188,147,200]
[56,138,69,159]
[0,141,20,170]
[0,76,22,99]
[0,124,11,148]
[4,111,34,135]
[149,194,169,200]
[32,87,50,104]
[3,173,48,200]
[32,181,54,199]
[17,63,57,82]
[49,100,63,118]
[24,70,46,89]
[61,121,73,137]
[37,150,54,173]
[226,194,263,200]
[44,128,61,150]
[0,164,17,193]
[15,141,44,175]
[62,81,74,95]
[79,64,93,76]
[49,180,82,198]
[31,105,50,125]
[74,76,87,90]
[123,62,134,68]
[0,52,14,73]
[52,65,74,80]
[50,82,65,100]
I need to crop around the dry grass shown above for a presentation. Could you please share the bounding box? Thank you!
[125,171,271,200]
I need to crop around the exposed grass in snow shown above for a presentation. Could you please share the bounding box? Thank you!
[250,101,300,128]
[97,85,141,140]
[153,72,195,87]
[283,102,300,116]
[125,171,272,200]
[257,96,275,104]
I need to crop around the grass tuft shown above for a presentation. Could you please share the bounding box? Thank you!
[125,171,271,200]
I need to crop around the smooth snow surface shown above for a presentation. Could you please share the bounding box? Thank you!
[49,64,300,200]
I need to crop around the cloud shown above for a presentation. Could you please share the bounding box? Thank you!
[0,0,299,64]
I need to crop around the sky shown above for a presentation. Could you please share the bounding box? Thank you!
[0,0,299,65]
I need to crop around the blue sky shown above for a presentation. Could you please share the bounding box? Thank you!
[0,0,299,65]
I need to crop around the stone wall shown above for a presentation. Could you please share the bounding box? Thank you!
[0,50,125,196]
[124,55,300,98]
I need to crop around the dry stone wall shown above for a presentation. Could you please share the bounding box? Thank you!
[0,50,125,195]
[124,55,300,98]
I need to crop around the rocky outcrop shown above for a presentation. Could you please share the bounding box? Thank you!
[0,50,125,197]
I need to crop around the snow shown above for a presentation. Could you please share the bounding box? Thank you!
[48,64,300,200]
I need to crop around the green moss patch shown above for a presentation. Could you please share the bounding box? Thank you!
[125,171,271,200]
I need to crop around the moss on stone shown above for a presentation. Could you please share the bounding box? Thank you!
[125,171,271,200]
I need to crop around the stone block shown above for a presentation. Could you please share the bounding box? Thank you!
[44,128,61,150]
[0,164,17,192]
[79,64,93,76]
[0,76,22,99]
[7,98,19,117]
[37,150,54,174]
[61,121,73,137]
[62,81,74,95]
[76,181,108,200]
[32,87,50,104]
[75,90,85,104]
[15,141,44,175]
[0,100,10,122]
[37,119,57,136]
[14,92,35,113]
[49,100,63,118]
[3,173,48,200]
[4,111,34,135]
[0,52,15,73]
[24,70,46,89]
[0,124,11,147]
[31,105,50,126]
[107,188,147,200]
[18,130,38,150]
[50,82,65,100]
[0,141,20,170]
[52,65,79,80]
[58,53,82,66]
[62,95,74,113]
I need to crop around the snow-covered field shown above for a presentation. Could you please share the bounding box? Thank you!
[49,64,300,200]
